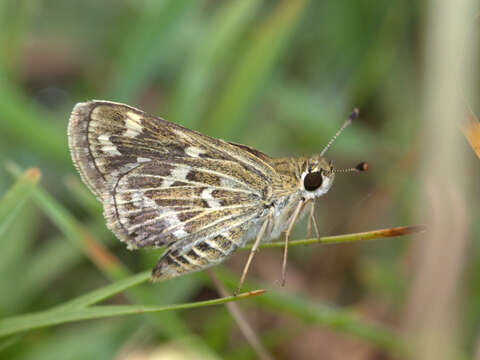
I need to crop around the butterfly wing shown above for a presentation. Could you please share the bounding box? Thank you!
[68,101,276,250]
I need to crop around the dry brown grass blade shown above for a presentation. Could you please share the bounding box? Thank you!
[462,106,480,159]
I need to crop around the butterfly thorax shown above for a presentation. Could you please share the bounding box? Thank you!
[250,155,334,242]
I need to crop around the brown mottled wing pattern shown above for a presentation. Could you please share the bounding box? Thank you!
[68,100,277,279]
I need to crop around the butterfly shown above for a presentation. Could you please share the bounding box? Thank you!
[68,100,367,293]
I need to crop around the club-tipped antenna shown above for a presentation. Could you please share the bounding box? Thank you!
[333,161,369,174]
[320,108,359,157]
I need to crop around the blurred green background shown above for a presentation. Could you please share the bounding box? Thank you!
[0,1,479,359]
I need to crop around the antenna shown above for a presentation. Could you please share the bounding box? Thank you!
[320,108,359,157]
[333,161,369,174]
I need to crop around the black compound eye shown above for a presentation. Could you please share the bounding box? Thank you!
[303,172,323,191]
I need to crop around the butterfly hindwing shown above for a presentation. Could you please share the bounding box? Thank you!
[104,159,263,249]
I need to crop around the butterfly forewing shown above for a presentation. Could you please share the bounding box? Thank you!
[68,101,277,269]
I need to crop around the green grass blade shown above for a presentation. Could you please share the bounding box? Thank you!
[0,290,265,338]
[244,225,426,250]
[206,0,308,137]
[0,168,40,238]
[55,271,150,311]
[107,0,197,102]
[169,0,260,129]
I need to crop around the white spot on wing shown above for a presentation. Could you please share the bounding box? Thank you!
[98,134,121,156]
[220,176,238,189]
[185,146,205,158]
[123,111,143,138]
[102,146,122,156]
[172,128,188,139]
[201,188,222,208]
[162,165,191,187]
[173,228,189,238]
[137,157,151,163]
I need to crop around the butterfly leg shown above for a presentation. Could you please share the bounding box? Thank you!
[234,215,271,296]
[281,200,305,286]
[306,200,315,239]
[308,201,321,241]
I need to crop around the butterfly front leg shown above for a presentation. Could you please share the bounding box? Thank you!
[306,201,321,240]
[151,228,246,281]
[281,200,307,286]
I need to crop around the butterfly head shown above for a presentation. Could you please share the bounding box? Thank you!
[301,156,335,199]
